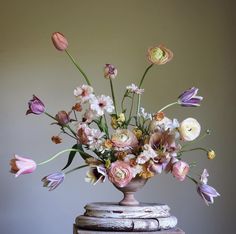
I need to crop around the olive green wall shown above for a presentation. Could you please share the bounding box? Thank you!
[1,0,235,233]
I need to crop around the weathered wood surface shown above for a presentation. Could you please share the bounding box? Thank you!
[74,226,185,234]
[76,215,177,231]
[84,202,170,218]
[75,202,179,233]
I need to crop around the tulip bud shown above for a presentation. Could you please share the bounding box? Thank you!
[26,95,45,115]
[51,32,68,51]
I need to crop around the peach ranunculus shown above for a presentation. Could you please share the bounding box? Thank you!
[10,155,37,177]
[111,129,138,150]
[51,32,68,51]
[108,161,133,187]
[172,160,189,181]
[147,45,173,65]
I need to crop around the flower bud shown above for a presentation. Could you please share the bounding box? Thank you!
[207,150,216,160]
[51,32,68,51]
[104,64,117,79]
[26,95,45,115]
[55,111,70,126]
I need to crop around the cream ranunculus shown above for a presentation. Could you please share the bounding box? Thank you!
[179,118,201,141]
[111,129,138,149]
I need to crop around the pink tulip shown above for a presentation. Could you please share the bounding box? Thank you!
[10,155,37,177]
[51,32,68,51]
[172,160,189,181]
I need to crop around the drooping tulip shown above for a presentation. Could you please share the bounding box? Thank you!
[178,87,203,107]
[51,32,68,51]
[41,172,65,191]
[10,154,37,177]
[197,169,220,205]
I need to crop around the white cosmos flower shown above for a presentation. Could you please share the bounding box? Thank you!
[179,118,201,141]
[74,84,94,103]
[90,95,114,116]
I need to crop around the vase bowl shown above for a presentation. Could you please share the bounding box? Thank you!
[113,177,148,206]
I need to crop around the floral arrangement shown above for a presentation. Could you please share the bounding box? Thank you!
[10,32,220,206]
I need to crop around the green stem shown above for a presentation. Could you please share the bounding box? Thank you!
[136,94,141,125]
[128,93,135,120]
[180,147,208,154]
[65,50,91,86]
[65,164,89,175]
[139,64,154,88]
[181,130,211,149]
[44,112,77,137]
[109,79,117,115]
[121,90,128,112]
[186,175,198,184]
[158,101,178,112]
[38,149,79,166]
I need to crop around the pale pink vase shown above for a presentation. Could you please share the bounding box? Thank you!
[113,177,148,206]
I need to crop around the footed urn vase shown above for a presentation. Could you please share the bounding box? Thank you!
[113,177,148,206]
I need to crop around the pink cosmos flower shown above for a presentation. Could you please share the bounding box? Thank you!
[108,161,133,187]
[90,95,114,116]
[126,83,144,95]
[51,32,68,51]
[172,160,189,181]
[74,84,94,103]
[111,129,138,150]
[10,155,37,177]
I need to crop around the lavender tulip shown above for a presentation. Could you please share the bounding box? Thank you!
[41,172,65,191]
[178,87,203,107]
[26,95,45,115]
[197,169,220,205]
[197,183,220,206]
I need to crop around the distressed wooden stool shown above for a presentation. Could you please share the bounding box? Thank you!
[74,202,184,233]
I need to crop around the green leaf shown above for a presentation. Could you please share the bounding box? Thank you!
[61,144,90,170]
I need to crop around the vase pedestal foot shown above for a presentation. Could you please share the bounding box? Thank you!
[74,202,181,232]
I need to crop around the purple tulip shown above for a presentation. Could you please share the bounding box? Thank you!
[41,172,65,191]
[178,87,203,107]
[26,95,45,115]
[197,183,220,206]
